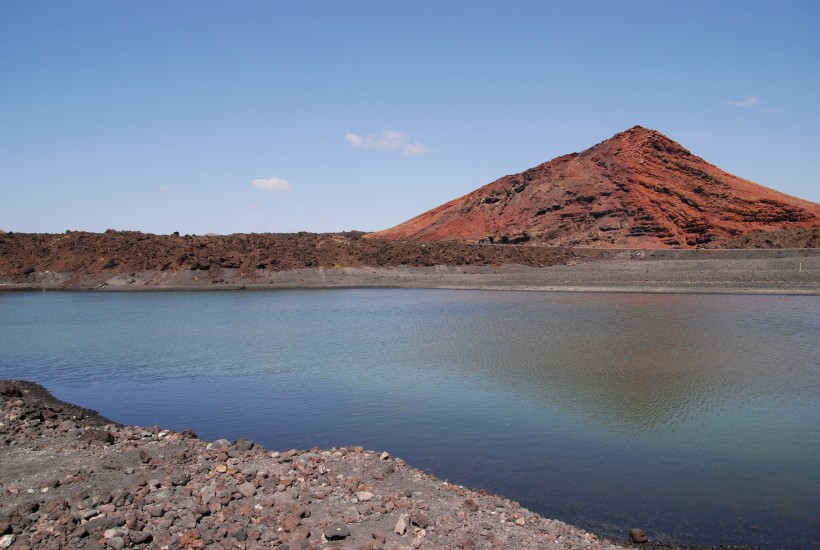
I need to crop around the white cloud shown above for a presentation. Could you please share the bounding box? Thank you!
[158,185,169,193]
[252,177,291,191]
[345,129,431,155]
[726,95,760,108]
[344,133,363,147]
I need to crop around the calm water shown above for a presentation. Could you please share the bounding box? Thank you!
[0,290,818,548]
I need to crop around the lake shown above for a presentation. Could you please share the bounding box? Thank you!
[0,289,817,548]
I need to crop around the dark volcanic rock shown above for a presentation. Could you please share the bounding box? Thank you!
[0,231,575,287]
[81,427,115,445]
[323,523,351,540]
[0,382,22,397]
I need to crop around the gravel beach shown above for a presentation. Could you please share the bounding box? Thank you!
[2,249,818,295]
[0,381,639,550]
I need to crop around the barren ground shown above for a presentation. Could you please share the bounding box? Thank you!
[1,380,665,550]
[0,231,818,294]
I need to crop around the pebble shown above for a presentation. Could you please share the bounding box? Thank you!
[128,531,152,544]
[323,523,351,540]
[59,420,77,431]
[410,511,430,529]
[395,514,408,535]
[239,481,256,498]
[630,527,649,543]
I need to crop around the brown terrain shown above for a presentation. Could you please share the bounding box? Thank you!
[368,126,820,248]
[0,229,818,293]
[0,231,575,288]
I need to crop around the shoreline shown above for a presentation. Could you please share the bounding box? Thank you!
[1,380,762,549]
[2,249,819,296]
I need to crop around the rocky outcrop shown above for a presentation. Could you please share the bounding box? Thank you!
[0,231,574,287]
[367,126,820,248]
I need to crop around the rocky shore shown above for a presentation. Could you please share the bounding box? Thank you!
[1,249,818,295]
[1,380,640,550]
[1,231,818,295]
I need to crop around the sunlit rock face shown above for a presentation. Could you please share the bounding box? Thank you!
[368,126,820,248]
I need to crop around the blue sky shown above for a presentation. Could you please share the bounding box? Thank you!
[2,1,818,235]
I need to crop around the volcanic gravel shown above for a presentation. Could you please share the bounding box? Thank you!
[1,381,632,550]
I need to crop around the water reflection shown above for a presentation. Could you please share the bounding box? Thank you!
[531,295,732,435]
[395,292,813,437]
[0,290,817,549]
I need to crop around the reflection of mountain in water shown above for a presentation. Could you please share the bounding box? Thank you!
[422,293,807,436]
[536,295,733,435]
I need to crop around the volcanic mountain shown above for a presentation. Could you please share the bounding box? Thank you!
[368,126,820,248]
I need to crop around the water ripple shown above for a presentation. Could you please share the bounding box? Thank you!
[0,289,817,549]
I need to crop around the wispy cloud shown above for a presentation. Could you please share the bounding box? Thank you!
[158,185,170,193]
[345,130,431,156]
[402,141,432,156]
[726,95,760,108]
[252,177,291,191]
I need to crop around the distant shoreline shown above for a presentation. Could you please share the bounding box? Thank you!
[2,248,818,295]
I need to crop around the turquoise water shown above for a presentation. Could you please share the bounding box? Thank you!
[1,289,818,548]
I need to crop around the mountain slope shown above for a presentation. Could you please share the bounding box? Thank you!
[368,126,820,248]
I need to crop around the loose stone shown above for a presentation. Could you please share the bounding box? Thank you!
[323,523,351,540]
[395,514,408,536]
[239,481,256,498]
[207,439,231,450]
[630,527,649,543]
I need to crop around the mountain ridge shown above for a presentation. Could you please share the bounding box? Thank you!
[368,126,820,248]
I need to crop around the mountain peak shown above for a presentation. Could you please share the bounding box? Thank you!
[368,127,819,248]
[591,126,692,158]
